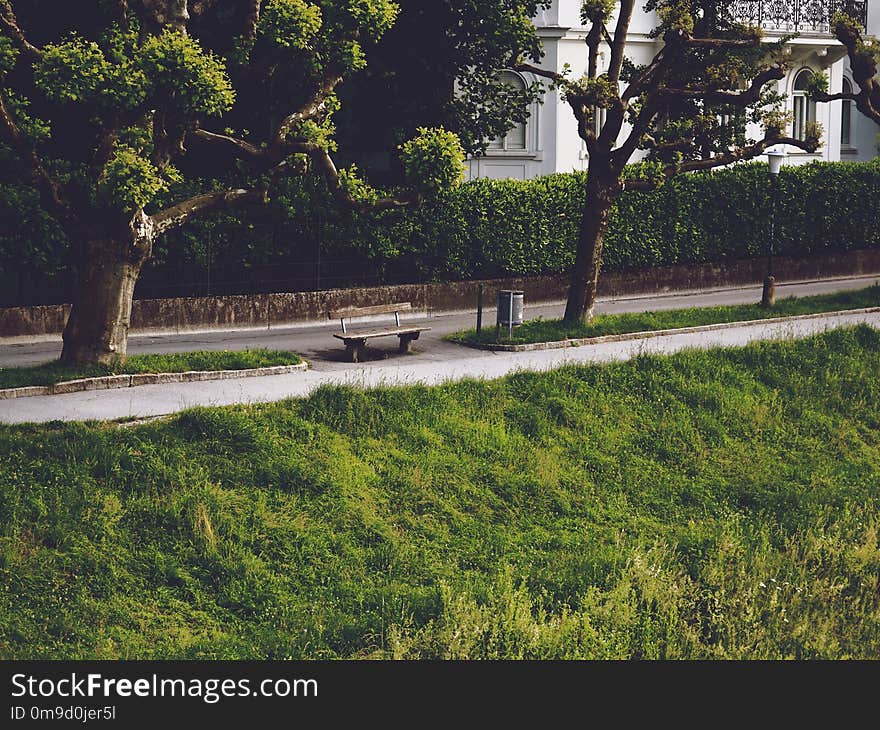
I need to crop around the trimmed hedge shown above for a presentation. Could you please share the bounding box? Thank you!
[2,159,880,304]
[382,159,880,279]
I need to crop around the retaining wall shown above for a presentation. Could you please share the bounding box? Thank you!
[3,248,879,339]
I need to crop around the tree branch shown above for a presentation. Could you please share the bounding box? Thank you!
[586,22,602,80]
[621,135,817,190]
[684,36,764,48]
[811,91,860,103]
[608,0,636,85]
[150,188,268,236]
[273,74,342,149]
[135,0,189,35]
[658,64,786,107]
[670,135,814,173]
[0,0,42,60]
[622,45,674,101]
[827,21,880,125]
[305,144,419,212]
[514,63,566,84]
[0,90,76,228]
[106,0,129,22]
[191,127,267,164]
[243,0,262,47]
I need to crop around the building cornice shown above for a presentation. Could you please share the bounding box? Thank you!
[536,26,571,40]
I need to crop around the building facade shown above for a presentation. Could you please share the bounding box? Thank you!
[467,0,880,180]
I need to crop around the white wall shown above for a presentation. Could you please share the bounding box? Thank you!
[468,0,880,180]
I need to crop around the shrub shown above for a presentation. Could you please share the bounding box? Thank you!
[3,159,880,304]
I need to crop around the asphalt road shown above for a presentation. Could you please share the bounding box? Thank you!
[1,273,877,370]
[1,274,878,425]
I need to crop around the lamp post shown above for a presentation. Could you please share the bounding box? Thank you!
[761,147,786,308]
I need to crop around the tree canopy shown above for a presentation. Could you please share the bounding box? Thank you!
[332,0,550,183]
[516,0,822,321]
[0,0,465,363]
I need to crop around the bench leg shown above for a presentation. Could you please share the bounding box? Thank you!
[398,333,420,353]
[345,340,366,363]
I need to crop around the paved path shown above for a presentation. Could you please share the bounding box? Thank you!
[2,306,877,425]
[3,273,877,370]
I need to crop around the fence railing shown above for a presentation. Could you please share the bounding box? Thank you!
[728,0,868,33]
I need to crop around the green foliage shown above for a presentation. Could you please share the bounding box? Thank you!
[761,107,791,137]
[34,26,233,122]
[655,0,695,35]
[345,0,400,42]
[804,71,829,97]
[581,0,616,24]
[6,160,880,294]
[337,165,379,205]
[97,144,174,211]
[259,0,323,50]
[2,328,880,658]
[334,1,548,160]
[1,90,51,144]
[802,121,824,152]
[33,33,147,111]
[137,30,234,118]
[287,95,340,150]
[564,74,617,108]
[398,127,465,196]
[0,35,17,77]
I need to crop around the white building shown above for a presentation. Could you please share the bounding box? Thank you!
[468,0,880,180]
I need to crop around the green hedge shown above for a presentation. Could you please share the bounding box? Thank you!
[3,159,880,303]
[287,158,880,280]
[383,159,880,279]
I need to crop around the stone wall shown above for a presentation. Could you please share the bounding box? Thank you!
[3,248,879,339]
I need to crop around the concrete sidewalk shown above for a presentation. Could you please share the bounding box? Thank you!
[2,273,877,369]
[2,308,878,425]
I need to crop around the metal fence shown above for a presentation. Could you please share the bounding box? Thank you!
[728,0,868,33]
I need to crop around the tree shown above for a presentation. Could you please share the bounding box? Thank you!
[807,12,879,125]
[333,0,550,184]
[0,0,464,364]
[517,0,822,323]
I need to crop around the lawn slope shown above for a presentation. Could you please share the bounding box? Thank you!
[1,327,879,659]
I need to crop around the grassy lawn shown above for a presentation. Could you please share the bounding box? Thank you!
[0,349,303,390]
[1,326,880,659]
[448,284,880,346]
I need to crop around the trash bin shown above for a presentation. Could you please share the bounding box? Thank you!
[496,290,524,339]
[497,290,524,327]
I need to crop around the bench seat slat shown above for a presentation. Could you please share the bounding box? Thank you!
[328,302,413,320]
[333,326,430,340]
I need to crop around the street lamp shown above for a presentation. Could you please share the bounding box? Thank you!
[762,147,786,308]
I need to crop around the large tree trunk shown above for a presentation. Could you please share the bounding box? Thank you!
[563,173,618,323]
[60,239,147,365]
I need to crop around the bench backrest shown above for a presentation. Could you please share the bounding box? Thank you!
[328,302,413,334]
[327,302,412,320]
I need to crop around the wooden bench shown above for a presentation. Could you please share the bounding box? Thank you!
[328,302,431,362]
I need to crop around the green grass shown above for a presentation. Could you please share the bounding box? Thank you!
[448,284,880,346]
[0,349,303,390]
[2,326,880,659]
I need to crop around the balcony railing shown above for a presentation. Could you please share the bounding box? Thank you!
[728,0,867,33]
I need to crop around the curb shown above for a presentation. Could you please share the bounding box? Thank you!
[0,362,308,400]
[453,306,880,352]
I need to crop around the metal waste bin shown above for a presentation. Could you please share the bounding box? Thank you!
[496,290,524,339]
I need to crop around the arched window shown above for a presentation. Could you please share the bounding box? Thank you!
[488,71,527,151]
[841,77,854,147]
[792,69,816,142]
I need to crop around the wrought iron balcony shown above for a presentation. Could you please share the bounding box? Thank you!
[728,0,868,33]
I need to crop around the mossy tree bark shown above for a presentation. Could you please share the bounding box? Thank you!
[60,238,149,365]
